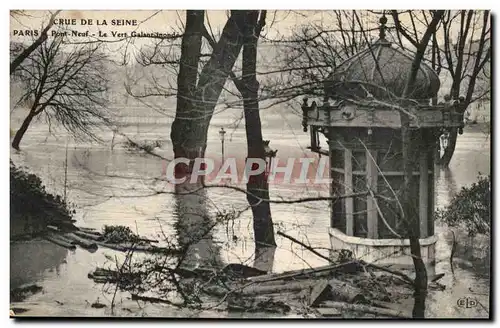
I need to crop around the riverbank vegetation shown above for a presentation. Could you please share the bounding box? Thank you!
[10,161,75,239]
[437,174,491,236]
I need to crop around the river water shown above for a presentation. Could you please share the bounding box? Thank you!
[9,111,491,318]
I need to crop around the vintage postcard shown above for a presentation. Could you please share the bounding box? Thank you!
[9,9,491,319]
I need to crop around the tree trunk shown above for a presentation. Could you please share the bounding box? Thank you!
[195,11,247,154]
[241,11,276,247]
[400,120,428,318]
[171,11,247,184]
[12,111,36,150]
[171,10,205,180]
[438,127,458,167]
[399,10,444,318]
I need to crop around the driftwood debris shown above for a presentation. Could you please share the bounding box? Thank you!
[43,224,166,254]
[49,232,76,245]
[44,233,76,250]
[277,230,414,289]
[79,226,420,318]
[327,278,367,304]
[87,259,416,318]
[227,293,292,314]
[222,263,267,278]
[65,233,98,250]
[313,306,343,317]
[359,260,414,286]
[131,294,173,304]
[306,279,330,306]
[95,241,172,254]
[73,230,103,241]
[204,279,324,297]
[318,301,412,318]
[79,227,98,232]
[248,261,359,283]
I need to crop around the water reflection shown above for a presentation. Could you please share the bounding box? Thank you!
[253,246,276,273]
[10,239,68,289]
[173,182,222,268]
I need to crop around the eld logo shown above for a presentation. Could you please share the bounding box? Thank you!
[457,297,477,308]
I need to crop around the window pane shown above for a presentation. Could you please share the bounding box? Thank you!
[353,175,367,237]
[331,171,346,233]
[352,151,366,172]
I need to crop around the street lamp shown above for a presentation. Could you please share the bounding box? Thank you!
[219,127,226,165]
[263,140,277,178]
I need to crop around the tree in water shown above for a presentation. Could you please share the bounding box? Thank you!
[126,11,278,264]
[399,10,445,318]
[171,10,277,253]
[240,11,277,248]
[392,10,491,167]
[200,11,278,248]
[170,11,248,168]
[11,35,110,150]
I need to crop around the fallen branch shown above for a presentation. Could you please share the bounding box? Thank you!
[319,301,412,318]
[64,233,98,250]
[48,232,76,245]
[96,241,178,255]
[73,230,103,241]
[44,234,76,250]
[277,231,333,264]
[247,261,359,284]
[328,278,367,304]
[131,294,177,305]
[204,279,322,297]
[359,261,414,286]
[79,227,99,233]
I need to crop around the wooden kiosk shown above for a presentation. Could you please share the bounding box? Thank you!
[301,21,464,267]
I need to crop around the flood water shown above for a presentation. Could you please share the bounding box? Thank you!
[10,111,491,318]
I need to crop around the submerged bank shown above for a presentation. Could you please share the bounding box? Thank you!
[10,160,76,240]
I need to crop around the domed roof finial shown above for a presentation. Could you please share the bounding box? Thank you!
[379,13,388,40]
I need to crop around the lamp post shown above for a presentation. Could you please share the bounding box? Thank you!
[263,140,277,179]
[219,127,226,165]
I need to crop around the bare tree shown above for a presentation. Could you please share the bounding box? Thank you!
[399,10,445,318]
[129,10,278,247]
[199,11,278,247]
[170,10,204,163]
[438,10,490,166]
[240,11,277,247]
[391,10,491,166]
[170,11,248,169]
[11,35,110,150]
[10,10,61,74]
[260,10,371,107]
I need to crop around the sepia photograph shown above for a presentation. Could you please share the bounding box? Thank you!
[8,9,491,319]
